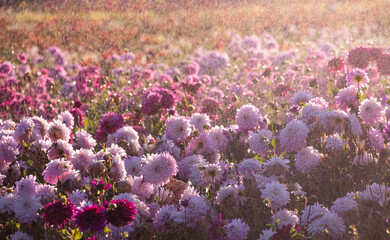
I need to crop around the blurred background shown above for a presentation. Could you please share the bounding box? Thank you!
[1,0,390,64]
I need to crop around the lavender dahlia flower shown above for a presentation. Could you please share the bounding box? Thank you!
[225,218,250,240]
[248,129,273,156]
[294,147,322,174]
[261,181,290,209]
[58,111,74,129]
[165,116,192,143]
[238,158,262,177]
[110,154,127,182]
[142,152,178,186]
[331,197,358,215]
[208,126,230,153]
[258,228,276,240]
[346,69,370,88]
[10,231,33,240]
[13,117,34,143]
[43,158,79,185]
[335,86,359,110]
[71,149,95,174]
[346,113,362,138]
[124,156,142,177]
[74,129,96,150]
[367,128,384,151]
[0,135,19,162]
[47,119,71,142]
[263,156,290,176]
[153,205,183,234]
[308,211,346,239]
[359,98,382,125]
[290,90,313,106]
[279,120,309,152]
[12,193,41,224]
[190,113,211,131]
[273,209,299,227]
[300,202,327,225]
[47,140,74,160]
[235,104,261,132]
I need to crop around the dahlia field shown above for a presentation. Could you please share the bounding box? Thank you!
[2,1,390,240]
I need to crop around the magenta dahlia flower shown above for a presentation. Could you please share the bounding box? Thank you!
[92,179,112,190]
[43,200,75,227]
[95,112,124,142]
[104,199,137,227]
[347,46,371,69]
[201,97,221,120]
[141,88,176,115]
[18,53,27,63]
[141,91,163,115]
[74,204,107,233]
[68,108,85,128]
[377,53,390,75]
[328,57,344,72]
[272,224,299,240]
[209,213,224,240]
[99,112,124,134]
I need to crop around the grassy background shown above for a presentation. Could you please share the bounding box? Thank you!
[1,0,390,64]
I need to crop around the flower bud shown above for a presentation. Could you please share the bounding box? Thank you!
[88,161,106,176]
[117,179,132,193]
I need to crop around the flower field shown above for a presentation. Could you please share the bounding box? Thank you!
[2,0,390,239]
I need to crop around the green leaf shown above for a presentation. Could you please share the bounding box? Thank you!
[360,93,367,102]
[104,226,111,233]
[74,231,82,240]
[291,227,298,237]
[327,82,339,97]
[258,157,265,164]
[84,117,89,130]
[71,228,82,240]
[271,137,276,149]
